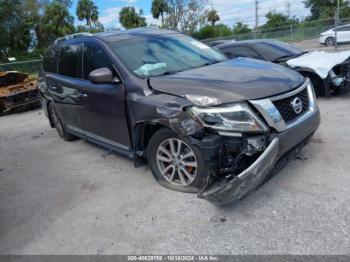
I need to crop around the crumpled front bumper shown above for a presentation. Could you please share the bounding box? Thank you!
[198,109,320,205]
[199,138,280,205]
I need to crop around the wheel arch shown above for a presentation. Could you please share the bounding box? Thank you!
[132,121,171,163]
[297,68,329,96]
[46,100,55,128]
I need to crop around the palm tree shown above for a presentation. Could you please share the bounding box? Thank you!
[76,0,99,29]
[151,0,169,26]
[207,9,220,26]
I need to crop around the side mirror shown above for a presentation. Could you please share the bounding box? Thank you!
[88,67,121,84]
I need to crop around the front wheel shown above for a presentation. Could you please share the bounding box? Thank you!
[147,128,209,193]
[325,37,335,46]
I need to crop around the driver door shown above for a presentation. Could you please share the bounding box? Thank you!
[77,41,131,150]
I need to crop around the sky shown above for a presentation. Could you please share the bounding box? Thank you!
[69,0,311,29]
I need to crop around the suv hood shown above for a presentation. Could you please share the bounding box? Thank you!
[149,58,304,105]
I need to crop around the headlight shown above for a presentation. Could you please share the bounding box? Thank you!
[190,103,268,133]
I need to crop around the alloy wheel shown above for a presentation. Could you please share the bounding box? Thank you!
[156,138,198,187]
[326,37,335,46]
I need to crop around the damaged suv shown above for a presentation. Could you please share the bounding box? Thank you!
[40,29,320,204]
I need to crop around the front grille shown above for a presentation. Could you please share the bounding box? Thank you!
[272,88,309,124]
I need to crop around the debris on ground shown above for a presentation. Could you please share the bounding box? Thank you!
[296,152,308,161]
[219,217,227,222]
[101,149,113,158]
[0,71,40,115]
[210,215,227,225]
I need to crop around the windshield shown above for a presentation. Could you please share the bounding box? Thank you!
[253,40,303,61]
[109,34,227,77]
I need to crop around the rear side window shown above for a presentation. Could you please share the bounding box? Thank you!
[83,42,115,79]
[58,44,82,78]
[222,46,261,59]
[336,26,350,31]
[43,48,59,73]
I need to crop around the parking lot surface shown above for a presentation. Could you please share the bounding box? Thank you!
[1,92,350,255]
[289,38,350,51]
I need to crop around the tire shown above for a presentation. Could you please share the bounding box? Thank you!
[300,72,325,96]
[147,128,209,193]
[332,86,341,95]
[48,104,76,141]
[325,37,335,46]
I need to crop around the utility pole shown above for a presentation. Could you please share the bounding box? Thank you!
[255,0,259,38]
[335,0,340,50]
[287,2,291,17]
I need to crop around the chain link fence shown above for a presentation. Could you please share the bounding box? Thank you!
[0,59,42,75]
[1,18,350,75]
[203,18,350,43]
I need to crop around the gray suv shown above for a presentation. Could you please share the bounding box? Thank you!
[39,29,320,205]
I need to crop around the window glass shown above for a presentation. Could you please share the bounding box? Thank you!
[254,41,303,61]
[222,46,260,59]
[83,42,115,79]
[43,48,59,73]
[336,26,350,31]
[109,34,226,77]
[58,44,82,78]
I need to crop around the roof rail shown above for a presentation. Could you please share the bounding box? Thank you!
[54,32,93,44]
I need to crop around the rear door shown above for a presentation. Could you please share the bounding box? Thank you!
[335,26,350,43]
[77,41,131,150]
[335,26,349,43]
[45,43,85,130]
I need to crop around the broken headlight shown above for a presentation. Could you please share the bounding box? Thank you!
[190,103,268,133]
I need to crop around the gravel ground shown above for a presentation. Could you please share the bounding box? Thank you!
[289,38,350,51]
[0,90,350,255]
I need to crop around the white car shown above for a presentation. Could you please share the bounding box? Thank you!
[319,24,350,46]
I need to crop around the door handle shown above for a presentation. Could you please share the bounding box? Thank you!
[78,92,88,98]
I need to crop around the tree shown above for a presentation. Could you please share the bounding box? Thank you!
[261,11,299,29]
[198,9,209,28]
[232,22,252,35]
[180,0,207,35]
[119,7,147,29]
[76,0,99,29]
[165,0,186,30]
[193,24,232,39]
[151,0,169,25]
[304,0,350,20]
[0,0,32,59]
[76,21,104,33]
[56,0,72,7]
[41,1,75,46]
[207,9,220,26]
[22,0,42,49]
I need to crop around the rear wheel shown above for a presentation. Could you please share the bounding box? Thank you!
[147,128,209,193]
[325,37,335,46]
[49,104,75,141]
